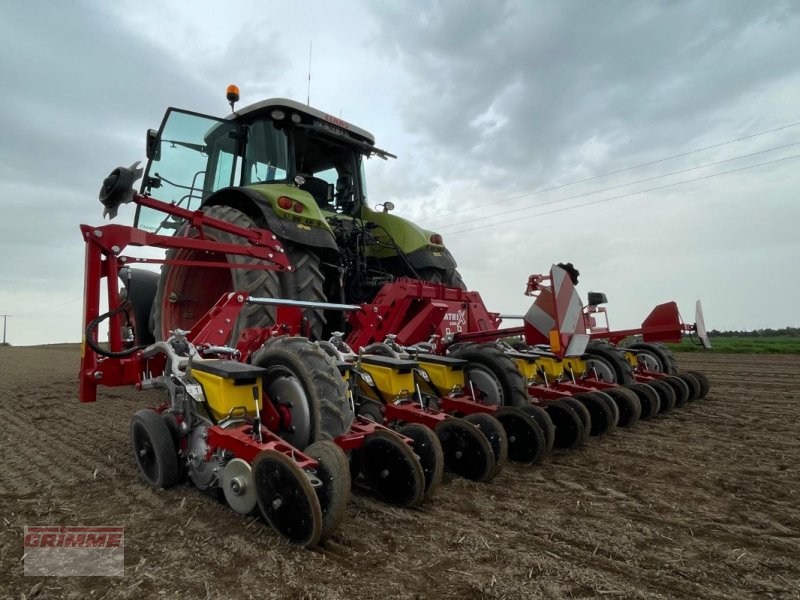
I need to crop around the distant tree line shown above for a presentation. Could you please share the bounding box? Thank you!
[708,327,800,338]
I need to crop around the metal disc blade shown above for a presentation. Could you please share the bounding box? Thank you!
[221,458,257,515]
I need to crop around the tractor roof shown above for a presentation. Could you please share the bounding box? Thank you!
[233,98,376,145]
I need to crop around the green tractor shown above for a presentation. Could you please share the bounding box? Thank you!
[132,92,464,342]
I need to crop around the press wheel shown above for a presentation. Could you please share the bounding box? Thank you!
[305,441,351,542]
[252,450,323,547]
[571,392,614,436]
[685,370,711,399]
[434,418,495,482]
[543,401,584,450]
[676,372,701,402]
[397,423,444,500]
[464,413,508,478]
[360,429,425,508]
[518,403,555,452]
[625,383,660,419]
[130,409,179,489]
[561,397,591,444]
[493,406,546,465]
[662,375,690,408]
[604,387,642,427]
[648,379,676,414]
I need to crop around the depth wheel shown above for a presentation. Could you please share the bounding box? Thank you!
[584,341,636,384]
[305,441,351,542]
[685,370,711,399]
[544,401,585,450]
[625,383,660,419]
[648,379,677,414]
[397,424,444,500]
[360,430,425,508]
[493,407,546,465]
[571,392,614,436]
[604,387,641,427]
[561,397,591,444]
[593,391,619,433]
[434,418,495,482]
[449,343,529,407]
[662,375,690,408]
[464,413,508,478]
[252,450,322,547]
[518,403,555,452]
[253,337,354,448]
[130,410,179,489]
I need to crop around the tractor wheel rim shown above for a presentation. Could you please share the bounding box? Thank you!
[465,366,503,406]
[585,358,616,383]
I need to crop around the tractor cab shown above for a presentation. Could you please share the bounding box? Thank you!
[135,98,391,234]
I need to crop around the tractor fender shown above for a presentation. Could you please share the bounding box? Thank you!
[361,205,456,270]
[202,186,339,252]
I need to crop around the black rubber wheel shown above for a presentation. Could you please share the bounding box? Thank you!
[305,441,351,542]
[676,372,701,402]
[592,391,619,433]
[151,205,280,342]
[625,383,661,419]
[561,397,592,444]
[493,407,546,465]
[449,343,529,407]
[417,267,467,290]
[571,392,615,437]
[253,336,354,446]
[584,341,636,385]
[647,379,677,414]
[360,430,425,508]
[357,400,384,424]
[280,242,327,340]
[626,342,678,374]
[685,370,711,399]
[434,418,495,482]
[662,375,691,408]
[604,387,641,427]
[464,413,508,478]
[130,409,179,488]
[397,423,444,500]
[544,401,585,450]
[252,450,322,547]
[517,403,555,452]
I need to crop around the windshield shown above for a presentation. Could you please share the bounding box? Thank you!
[135,110,290,233]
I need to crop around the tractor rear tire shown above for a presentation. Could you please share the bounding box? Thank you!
[252,336,355,445]
[151,205,280,343]
[449,343,530,408]
[280,242,327,340]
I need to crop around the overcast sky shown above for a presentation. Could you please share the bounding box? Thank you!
[1,0,799,345]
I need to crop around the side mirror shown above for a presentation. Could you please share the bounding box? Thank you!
[145,129,160,160]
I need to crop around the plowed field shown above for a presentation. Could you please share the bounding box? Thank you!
[1,348,798,599]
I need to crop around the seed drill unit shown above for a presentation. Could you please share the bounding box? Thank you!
[79,87,712,547]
